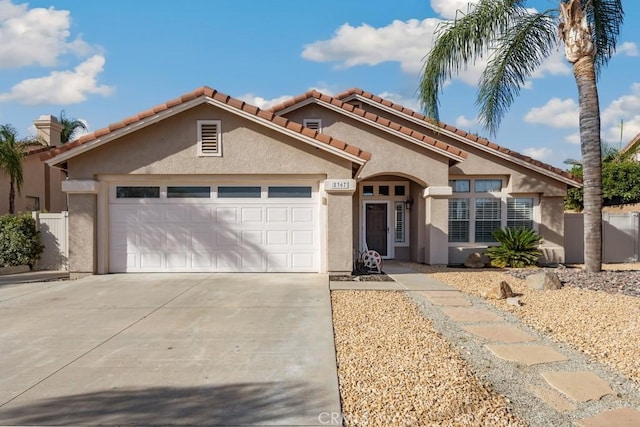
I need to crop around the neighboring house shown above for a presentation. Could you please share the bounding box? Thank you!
[621,132,640,161]
[41,86,581,278]
[0,116,67,215]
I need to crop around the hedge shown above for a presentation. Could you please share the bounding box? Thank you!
[0,213,44,268]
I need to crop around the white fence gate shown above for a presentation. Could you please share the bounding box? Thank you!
[564,212,640,264]
[32,211,68,270]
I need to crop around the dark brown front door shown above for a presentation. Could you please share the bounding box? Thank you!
[366,203,388,256]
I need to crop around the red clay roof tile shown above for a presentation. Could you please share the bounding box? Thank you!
[268,89,468,161]
[40,86,370,163]
[335,88,579,183]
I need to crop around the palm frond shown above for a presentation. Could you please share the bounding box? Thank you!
[581,0,624,75]
[59,110,88,143]
[0,124,26,192]
[419,0,527,122]
[477,9,559,134]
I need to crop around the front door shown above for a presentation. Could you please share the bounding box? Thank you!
[365,202,389,257]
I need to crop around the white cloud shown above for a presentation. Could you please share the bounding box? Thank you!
[524,98,579,129]
[0,0,91,68]
[455,115,478,129]
[523,147,553,161]
[238,94,293,109]
[0,55,113,105]
[565,133,580,145]
[302,18,442,75]
[601,83,640,145]
[430,0,480,19]
[615,41,638,57]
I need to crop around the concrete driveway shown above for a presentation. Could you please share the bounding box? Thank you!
[0,273,341,426]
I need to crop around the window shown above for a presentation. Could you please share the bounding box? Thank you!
[268,186,312,198]
[25,196,40,211]
[363,185,374,196]
[508,198,534,230]
[379,185,389,196]
[197,120,222,156]
[303,119,322,133]
[218,186,261,198]
[449,179,470,193]
[394,185,405,196]
[167,186,210,198]
[475,179,502,192]
[448,178,535,244]
[116,186,160,198]
[395,202,406,243]
[475,198,501,242]
[448,199,469,242]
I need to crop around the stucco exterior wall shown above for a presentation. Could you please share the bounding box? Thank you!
[327,192,354,273]
[0,156,45,214]
[282,105,451,187]
[67,193,96,277]
[355,102,569,197]
[539,196,565,262]
[68,104,352,179]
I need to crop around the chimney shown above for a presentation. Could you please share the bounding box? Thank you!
[33,115,64,147]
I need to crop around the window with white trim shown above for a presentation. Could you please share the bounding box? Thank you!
[197,120,222,156]
[303,118,322,133]
[448,178,536,243]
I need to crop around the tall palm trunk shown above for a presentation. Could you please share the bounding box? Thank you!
[560,0,602,272]
[574,57,602,272]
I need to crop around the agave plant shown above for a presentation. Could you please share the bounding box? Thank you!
[485,227,542,268]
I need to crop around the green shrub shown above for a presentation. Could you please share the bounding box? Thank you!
[0,213,44,268]
[485,227,542,268]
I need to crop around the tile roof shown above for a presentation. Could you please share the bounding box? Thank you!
[268,90,468,161]
[41,86,371,163]
[335,88,580,184]
[621,132,640,155]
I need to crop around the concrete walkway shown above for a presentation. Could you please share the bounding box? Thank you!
[0,273,340,426]
[331,264,640,426]
[0,270,68,286]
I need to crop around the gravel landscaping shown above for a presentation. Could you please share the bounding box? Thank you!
[404,263,640,385]
[331,291,526,426]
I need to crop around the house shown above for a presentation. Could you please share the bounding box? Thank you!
[41,86,581,278]
[0,116,67,215]
[621,132,640,161]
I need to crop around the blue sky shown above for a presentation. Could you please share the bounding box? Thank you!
[1,0,639,168]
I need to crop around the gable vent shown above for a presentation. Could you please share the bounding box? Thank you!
[197,120,222,156]
[303,118,322,133]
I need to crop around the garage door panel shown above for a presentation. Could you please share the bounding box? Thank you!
[241,208,262,223]
[109,184,320,273]
[216,207,238,223]
[266,208,288,222]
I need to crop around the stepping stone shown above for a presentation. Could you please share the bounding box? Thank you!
[421,290,464,298]
[486,344,569,366]
[440,307,502,322]
[541,371,613,402]
[529,385,576,412]
[575,407,640,427]
[427,296,472,307]
[463,324,536,343]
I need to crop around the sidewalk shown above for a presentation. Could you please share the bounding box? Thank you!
[330,264,640,426]
[0,270,69,286]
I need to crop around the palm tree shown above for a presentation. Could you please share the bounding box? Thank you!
[419,0,624,272]
[0,125,27,214]
[58,110,88,143]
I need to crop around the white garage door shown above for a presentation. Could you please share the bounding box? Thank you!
[108,183,320,272]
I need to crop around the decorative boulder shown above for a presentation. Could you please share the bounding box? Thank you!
[464,252,485,269]
[482,280,515,300]
[526,271,562,290]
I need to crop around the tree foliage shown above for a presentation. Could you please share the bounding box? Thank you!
[565,157,640,211]
[58,110,88,144]
[0,213,43,268]
[0,124,27,214]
